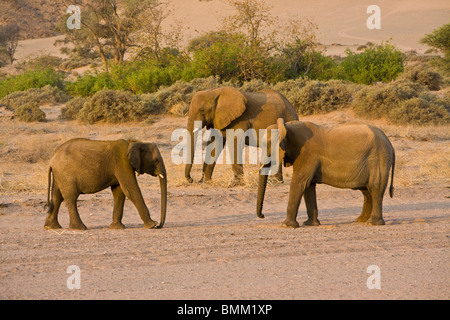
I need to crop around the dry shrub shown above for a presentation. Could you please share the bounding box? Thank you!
[239,79,270,92]
[148,80,194,113]
[389,97,450,125]
[274,79,352,115]
[190,76,223,91]
[59,97,87,120]
[399,63,443,90]
[15,102,46,122]
[352,80,449,125]
[168,102,190,116]
[77,89,159,124]
[0,85,71,111]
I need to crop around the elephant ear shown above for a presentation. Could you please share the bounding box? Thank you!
[277,118,290,167]
[127,142,143,174]
[213,87,247,130]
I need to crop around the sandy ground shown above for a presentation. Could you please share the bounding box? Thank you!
[0,107,449,300]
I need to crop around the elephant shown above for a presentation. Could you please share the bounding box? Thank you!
[184,86,299,186]
[45,138,167,230]
[256,118,395,227]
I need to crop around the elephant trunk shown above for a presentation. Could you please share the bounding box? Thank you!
[184,117,200,183]
[156,163,167,229]
[256,168,269,219]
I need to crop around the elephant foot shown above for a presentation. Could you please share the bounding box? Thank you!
[282,219,300,228]
[186,176,193,183]
[44,221,62,230]
[199,176,212,184]
[69,222,87,230]
[303,218,320,226]
[143,220,158,229]
[109,221,125,229]
[366,217,385,226]
[268,176,284,185]
[356,213,370,223]
[227,177,245,188]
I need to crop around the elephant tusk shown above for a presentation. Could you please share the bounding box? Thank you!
[250,163,265,175]
[159,174,165,179]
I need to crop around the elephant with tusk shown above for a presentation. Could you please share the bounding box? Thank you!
[257,119,395,227]
[184,86,299,187]
[45,138,167,230]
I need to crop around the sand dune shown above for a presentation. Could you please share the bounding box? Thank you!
[12,0,450,61]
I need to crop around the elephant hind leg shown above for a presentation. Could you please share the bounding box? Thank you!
[62,189,87,230]
[303,183,320,226]
[356,190,372,223]
[366,191,385,225]
[44,184,63,229]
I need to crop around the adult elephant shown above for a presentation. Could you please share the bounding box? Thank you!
[184,87,299,186]
[257,119,395,227]
[45,138,167,230]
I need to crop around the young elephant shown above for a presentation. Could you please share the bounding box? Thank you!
[257,119,395,227]
[45,138,167,230]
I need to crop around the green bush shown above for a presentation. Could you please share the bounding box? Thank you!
[15,102,46,122]
[65,72,115,97]
[0,85,71,110]
[185,33,245,82]
[0,68,66,99]
[66,59,185,96]
[337,43,404,84]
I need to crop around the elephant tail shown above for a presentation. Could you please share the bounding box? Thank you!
[46,167,54,213]
[389,151,395,198]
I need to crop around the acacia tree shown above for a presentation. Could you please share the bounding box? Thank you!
[0,25,20,64]
[220,0,277,48]
[130,1,184,62]
[58,0,162,71]
[275,17,323,78]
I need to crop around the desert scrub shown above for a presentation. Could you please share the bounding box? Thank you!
[0,85,71,111]
[77,89,159,124]
[398,63,443,90]
[15,102,46,122]
[59,97,87,120]
[389,97,449,125]
[352,81,449,125]
[275,79,352,115]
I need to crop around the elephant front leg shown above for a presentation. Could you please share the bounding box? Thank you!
[200,135,225,183]
[228,136,245,187]
[303,183,320,226]
[118,176,157,229]
[283,174,307,228]
[110,185,126,229]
